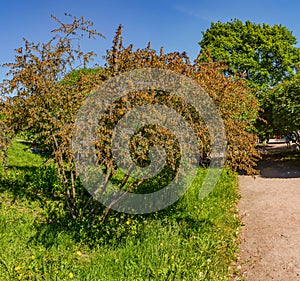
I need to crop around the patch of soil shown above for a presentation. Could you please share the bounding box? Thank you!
[236,144,300,281]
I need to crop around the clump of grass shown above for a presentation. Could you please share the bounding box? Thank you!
[0,140,240,280]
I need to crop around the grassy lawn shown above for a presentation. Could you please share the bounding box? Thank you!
[0,140,240,280]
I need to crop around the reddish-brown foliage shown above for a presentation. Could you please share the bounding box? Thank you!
[0,17,260,222]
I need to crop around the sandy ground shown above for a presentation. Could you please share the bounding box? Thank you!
[237,143,300,281]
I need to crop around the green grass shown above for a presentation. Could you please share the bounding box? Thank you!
[266,150,300,166]
[0,140,240,280]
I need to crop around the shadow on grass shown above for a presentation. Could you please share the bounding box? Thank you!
[0,165,60,203]
[0,159,216,249]
[257,151,300,179]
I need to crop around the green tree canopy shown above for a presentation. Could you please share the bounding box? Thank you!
[268,74,300,133]
[199,19,300,91]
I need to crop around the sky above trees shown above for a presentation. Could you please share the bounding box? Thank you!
[1,0,300,83]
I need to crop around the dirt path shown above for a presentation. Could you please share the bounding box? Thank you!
[237,144,300,280]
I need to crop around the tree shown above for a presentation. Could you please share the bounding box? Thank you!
[0,14,106,221]
[0,99,11,175]
[268,74,300,133]
[199,19,300,91]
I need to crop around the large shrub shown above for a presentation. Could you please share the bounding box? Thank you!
[0,16,260,224]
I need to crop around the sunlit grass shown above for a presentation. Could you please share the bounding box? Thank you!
[0,140,240,280]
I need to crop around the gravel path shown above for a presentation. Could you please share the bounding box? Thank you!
[237,144,300,281]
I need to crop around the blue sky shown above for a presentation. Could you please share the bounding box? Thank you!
[1,0,300,83]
